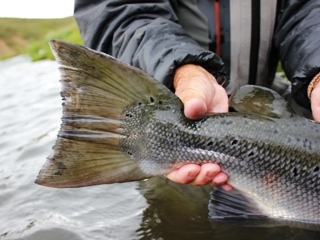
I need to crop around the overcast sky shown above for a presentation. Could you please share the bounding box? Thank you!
[0,0,74,18]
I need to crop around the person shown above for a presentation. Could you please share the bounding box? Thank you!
[74,0,320,189]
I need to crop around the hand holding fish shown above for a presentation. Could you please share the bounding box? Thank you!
[166,64,232,190]
[310,74,320,121]
[173,64,229,119]
[36,41,320,228]
[165,163,232,190]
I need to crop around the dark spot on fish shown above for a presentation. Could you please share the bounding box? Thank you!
[231,139,238,145]
[314,166,319,173]
[126,113,133,118]
[138,102,142,106]
[287,137,292,143]
[220,119,226,125]
[244,120,249,125]
[54,162,67,176]
[226,121,233,125]
[166,106,171,110]
[158,100,163,105]
[248,151,254,157]
[127,151,132,156]
[296,137,300,142]
[207,141,213,147]
[150,97,154,103]
[292,167,298,177]
[56,161,66,169]
[303,139,311,149]
[273,129,278,134]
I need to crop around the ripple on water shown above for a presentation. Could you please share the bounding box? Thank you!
[0,57,146,240]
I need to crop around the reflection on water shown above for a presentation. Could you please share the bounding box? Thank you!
[0,56,319,240]
[137,178,320,240]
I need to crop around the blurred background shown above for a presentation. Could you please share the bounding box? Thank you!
[0,0,82,61]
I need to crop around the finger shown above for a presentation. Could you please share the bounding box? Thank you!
[311,85,320,121]
[165,164,201,184]
[221,183,233,191]
[211,172,229,186]
[190,163,221,186]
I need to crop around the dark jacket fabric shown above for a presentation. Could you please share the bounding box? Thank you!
[274,0,320,109]
[74,0,320,110]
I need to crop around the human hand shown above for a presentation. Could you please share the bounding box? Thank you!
[173,64,228,120]
[311,79,320,122]
[166,164,232,191]
[166,64,232,191]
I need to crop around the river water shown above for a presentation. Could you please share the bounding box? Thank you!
[0,56,319,240]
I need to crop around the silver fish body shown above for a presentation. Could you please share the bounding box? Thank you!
[120,95,320,224]
[35,40,320,229]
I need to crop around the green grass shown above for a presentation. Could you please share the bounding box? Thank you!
[0,17,83,61]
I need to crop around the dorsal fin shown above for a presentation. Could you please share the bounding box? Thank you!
[229,85,295,118]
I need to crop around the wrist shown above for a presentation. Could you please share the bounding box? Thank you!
[308,72,320,99]
[174,64,206,88]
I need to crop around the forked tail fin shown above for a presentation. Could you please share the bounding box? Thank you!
[35,40,178,188]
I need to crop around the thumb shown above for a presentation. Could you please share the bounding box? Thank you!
[175,87,208,120]
[174,64,228,120]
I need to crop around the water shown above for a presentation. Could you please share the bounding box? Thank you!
[0,56,319,240]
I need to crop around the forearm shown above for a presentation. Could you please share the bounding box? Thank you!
[74,0,225,90]
[274,0,320,109]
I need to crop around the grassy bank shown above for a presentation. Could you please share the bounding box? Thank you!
[0,17,285,76]
[0,17,83,61]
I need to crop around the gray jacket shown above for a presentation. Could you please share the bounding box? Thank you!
[74,0,320,110]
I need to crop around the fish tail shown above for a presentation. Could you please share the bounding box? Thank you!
[35,40,177,188]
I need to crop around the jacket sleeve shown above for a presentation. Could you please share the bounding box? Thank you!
[274,0,320,109]
[74,0,225,91]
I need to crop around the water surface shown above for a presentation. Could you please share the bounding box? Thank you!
[0,56,319,240]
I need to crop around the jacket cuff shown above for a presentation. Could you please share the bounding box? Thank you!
[160,50,226,91]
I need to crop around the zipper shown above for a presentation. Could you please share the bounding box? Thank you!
[248,0,261,84]
[214,0,221,56]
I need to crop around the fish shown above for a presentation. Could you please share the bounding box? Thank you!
[35,40,320,229]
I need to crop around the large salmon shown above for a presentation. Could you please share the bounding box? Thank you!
[36,40,320,229]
